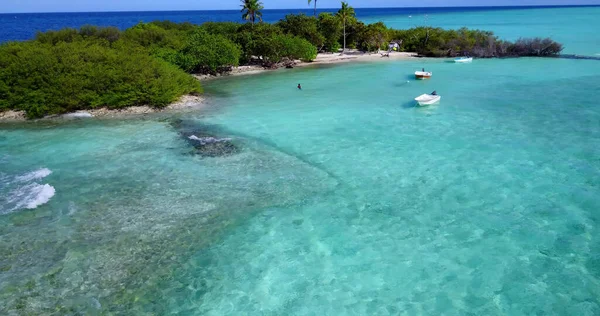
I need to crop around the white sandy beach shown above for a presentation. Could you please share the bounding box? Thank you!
[196,50,418,79]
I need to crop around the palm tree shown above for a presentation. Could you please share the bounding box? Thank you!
[241,0,264,25]
[336,1,355,54]
[308,0,317,16]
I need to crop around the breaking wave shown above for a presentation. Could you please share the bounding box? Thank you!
[0,168,56,214]
[7,183,56,210]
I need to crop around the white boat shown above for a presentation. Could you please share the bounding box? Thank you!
[415,93,441,106]
[454,57,473,63]
[414,71,432,80]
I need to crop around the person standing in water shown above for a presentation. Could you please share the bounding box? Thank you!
[297,84,302,90]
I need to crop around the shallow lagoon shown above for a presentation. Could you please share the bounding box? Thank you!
[2,56,600,314]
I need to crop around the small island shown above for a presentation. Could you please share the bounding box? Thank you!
[0,0,563,120]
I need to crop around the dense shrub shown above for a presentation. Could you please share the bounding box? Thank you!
[0,41,201,118]
[508,38,563,57]
[343,21,364,50]
[122,22,185,49]
[79,25,121,43]
[35,28,80,44]
[175,30,242,74]
[149,20,198,32]
[317,13,342,53]
[36,26,122,45]
[252,34,317,64]
[200,22,241,39]
[277,14,325,49]
[357,22,389,52]
[388,27,562,57]
[232,23,282,63]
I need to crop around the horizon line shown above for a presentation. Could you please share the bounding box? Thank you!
[1,4,599,15]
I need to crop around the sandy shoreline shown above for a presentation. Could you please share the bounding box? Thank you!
[0,95,206,123]
[1,51,416,122]
[196,50,418,80]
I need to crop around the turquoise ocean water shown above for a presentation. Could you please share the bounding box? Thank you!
[2,6,600,315]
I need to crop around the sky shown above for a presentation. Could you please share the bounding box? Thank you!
[1,0,599,13]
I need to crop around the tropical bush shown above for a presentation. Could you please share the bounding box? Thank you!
[388,27,562,57]
[317,13,342,53]
[357,22,389,52]
[277,14,325,49]
[122,22,186,49]
[200,22,241,39]
[174,30,242,73]
[36,26,121,45]
[234,23,283,63]
[249,34,317,64]
[508,37,563,57]
[0,40,201,118]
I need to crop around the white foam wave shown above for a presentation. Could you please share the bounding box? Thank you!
[62,111,93,118]
[15,168,52,182]
[0,167,56,214]
[188,135,232,145]
[25,184,55,209]
[3,183,56,214]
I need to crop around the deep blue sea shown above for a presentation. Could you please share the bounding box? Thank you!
[0,5,598,47]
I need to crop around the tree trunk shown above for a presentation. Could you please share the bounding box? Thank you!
[314,0,317,16]
[343,21,346,54]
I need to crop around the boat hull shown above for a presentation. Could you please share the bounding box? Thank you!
[414,94,441,106]
[414,71,432,80]
[454,57,473,63]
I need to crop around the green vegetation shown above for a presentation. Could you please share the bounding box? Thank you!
[390,27,563,57]
[171,29,242,73]
[241,0,264,25]
[318,13,343,52]
[277,14,325,50]
[0,0,563,119]
[337,1,357,53]
[0,38,201,119]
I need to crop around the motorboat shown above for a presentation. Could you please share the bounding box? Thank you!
[414,70,432,80]
[415,93,441,106]
[454,57,473,63]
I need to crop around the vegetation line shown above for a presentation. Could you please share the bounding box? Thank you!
[0,1,563,119]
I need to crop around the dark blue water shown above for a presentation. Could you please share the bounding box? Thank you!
[0,5,597,43]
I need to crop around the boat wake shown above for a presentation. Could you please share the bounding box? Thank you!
[0,168,55,214]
